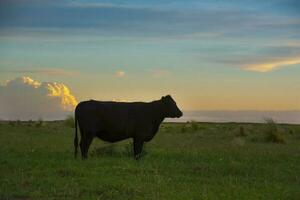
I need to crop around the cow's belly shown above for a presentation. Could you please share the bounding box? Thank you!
[96,130,131,142]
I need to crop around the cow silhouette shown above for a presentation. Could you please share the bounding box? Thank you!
[74,95,182,159]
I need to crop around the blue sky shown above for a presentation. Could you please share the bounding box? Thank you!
[0,0,299,110]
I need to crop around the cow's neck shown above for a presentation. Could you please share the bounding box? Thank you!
[151,100,166,125]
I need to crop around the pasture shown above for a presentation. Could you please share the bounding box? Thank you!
[0,121,300,200]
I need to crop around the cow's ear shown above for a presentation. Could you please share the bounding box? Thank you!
[161,96,167,103]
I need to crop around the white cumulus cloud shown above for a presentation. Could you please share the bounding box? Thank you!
[0,77,77,120]
[115,70,125,77]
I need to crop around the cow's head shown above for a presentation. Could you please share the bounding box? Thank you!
[161,95,183,118]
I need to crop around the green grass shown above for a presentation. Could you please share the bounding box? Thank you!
[1,121,300,200]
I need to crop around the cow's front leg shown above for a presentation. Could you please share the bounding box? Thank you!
[133,138,144,160]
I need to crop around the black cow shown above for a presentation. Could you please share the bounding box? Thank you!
[74,95,182,159]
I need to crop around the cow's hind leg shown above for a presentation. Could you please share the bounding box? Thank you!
[83,134,93,159]
[133,138,144,160]
[79,128,87,159]
[80,138,85,159]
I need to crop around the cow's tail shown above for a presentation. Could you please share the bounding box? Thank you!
[74,111,78,158]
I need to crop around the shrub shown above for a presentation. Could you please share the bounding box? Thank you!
[9,120,21,126]
[27,120,34,126]
[35,117,45,127]
[236,126,247,137]
[264,118,285,144]
[288,129,294,135]
[190,120,198,131]
[64,115,75,128]
[180,123,188,133]
[9,121,16,126]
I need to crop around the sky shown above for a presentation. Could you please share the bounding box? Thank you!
[0,0,300,119]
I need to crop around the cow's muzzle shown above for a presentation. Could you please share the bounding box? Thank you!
[177,111,183,118]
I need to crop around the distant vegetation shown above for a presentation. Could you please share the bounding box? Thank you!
[64,115,75,128]
[8,119,46,127]
[8,120,21,126]
[35,117,46,127]
[179,120,203,133]
[1,120,299,199]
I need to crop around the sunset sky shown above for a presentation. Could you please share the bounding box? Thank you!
[0,0,300,113]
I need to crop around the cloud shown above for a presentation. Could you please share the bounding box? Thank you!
[216,46,300,72]
[68,2,120,8]
[244,57,300,72]
[115,70,125,77]
[1,0,299,38]
[150,69,170,78]
[0,76,77,120]
[0,68,79,77]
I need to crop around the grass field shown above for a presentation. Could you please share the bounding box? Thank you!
[1,121,300,200]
